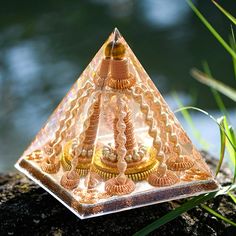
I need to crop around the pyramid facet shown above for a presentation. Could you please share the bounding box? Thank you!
[15,29,219,219]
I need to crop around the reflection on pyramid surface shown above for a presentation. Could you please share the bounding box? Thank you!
[15,28,219,219]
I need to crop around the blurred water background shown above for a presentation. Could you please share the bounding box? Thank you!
[0,0,236,172]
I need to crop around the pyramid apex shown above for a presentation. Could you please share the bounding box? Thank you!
[113,27,122,41]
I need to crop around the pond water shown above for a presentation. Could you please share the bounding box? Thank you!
[0,0,235,172]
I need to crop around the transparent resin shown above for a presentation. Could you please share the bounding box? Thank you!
[15,28,219,219]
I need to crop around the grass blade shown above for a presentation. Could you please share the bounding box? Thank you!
[191,68,236,102]
[186,0,236,60]
[230,26,236,80]
[228,191,236,204]
[222,117,236,182]
[202,61,228,116]
[229,126,236,145]
[212,0,236,25]
[201,204,236,227]
[215,117,226,177]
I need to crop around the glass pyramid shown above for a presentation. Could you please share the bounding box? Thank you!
[15,28,219,219]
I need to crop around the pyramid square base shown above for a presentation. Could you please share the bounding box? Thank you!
[15,158,219,219]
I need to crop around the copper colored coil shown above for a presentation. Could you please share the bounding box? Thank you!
[138,87,168,144]
[89,115,100,122]
[83,127,98,136]
[113,107,136,153]
[105,177,135,195]
[163,145,171,155]
[124,110,136,152]
[113,117,119,150]
[82,144,94,150]
[43,141,54,155]
[54,143,62,156]
[125,135,136,151]
[60,171,80,190]
[111,59,129,80]
[108,76,136,90]
[114,123,136,153]
[82,96,101,147]
[83,135,97,145]
[148,170,179,187]
[88,114,100,121]
[83,129,97,137]
[166,155,195,171]
[98,58,110,79]
[40,157,60,174]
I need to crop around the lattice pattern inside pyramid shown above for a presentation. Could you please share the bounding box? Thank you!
[15,29,219,219]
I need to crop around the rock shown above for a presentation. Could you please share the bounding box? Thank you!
[0,151,236,236]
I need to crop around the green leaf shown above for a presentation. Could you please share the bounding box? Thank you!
[191,68,236,102]
[201,204,236,227]
[186,0,236,60]
[215,117,226,177]
[212,0,236,25]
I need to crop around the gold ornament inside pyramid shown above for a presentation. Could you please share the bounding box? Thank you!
[15,28,219,219]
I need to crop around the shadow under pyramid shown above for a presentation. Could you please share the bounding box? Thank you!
[15,28,219,219]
